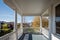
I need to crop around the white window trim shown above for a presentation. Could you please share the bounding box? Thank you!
[53,1,60,34]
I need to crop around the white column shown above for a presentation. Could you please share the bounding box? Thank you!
[14,10,18,40]
[40,16,42,34]
[49,6,53,40]
[20,15,23,33]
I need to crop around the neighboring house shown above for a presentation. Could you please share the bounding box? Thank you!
[23,23,31,27]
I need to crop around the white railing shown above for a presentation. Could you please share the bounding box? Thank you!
[42,27,49,38]
[0,32,15,40]
[0,28,23,40]
[23,27,40,30]
[0,27,40,40]
[23,27,40,33]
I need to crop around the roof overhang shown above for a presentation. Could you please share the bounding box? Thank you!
[3,0,53,16]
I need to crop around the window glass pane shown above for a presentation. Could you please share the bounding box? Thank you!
[55,4,60,34]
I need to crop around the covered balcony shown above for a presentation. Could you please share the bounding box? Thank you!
[0,0,60,40]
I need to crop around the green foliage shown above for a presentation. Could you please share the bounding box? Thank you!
[0,23,13,37]
[17,23,20,29]
[0,30,12,37]
[2,23,9,31]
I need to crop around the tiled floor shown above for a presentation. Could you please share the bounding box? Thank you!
[23,34,29,40]
[32,34,48,40]
[19,33,48,40]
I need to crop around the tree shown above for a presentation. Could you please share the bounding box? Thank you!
[32,16,40,27]
[42,17,48,28]
[17,23,20,29]
[32,16,40,31]
[2,23,9,31]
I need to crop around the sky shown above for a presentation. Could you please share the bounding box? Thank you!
[0,0,34,23]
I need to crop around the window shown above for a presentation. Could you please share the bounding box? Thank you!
[55,4,60,34]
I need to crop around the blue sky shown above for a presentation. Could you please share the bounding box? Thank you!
[0,0,34,23]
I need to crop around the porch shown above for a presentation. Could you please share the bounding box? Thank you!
[0,0,60,40]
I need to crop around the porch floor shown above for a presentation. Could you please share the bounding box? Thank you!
[18,33,48,40]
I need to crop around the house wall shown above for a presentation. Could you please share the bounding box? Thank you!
[42,0,60,40]
[51,1,60,40]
